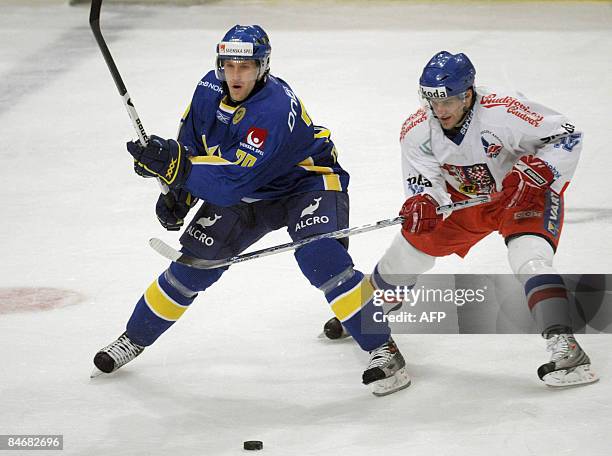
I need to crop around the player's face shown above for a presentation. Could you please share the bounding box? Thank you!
[430,91,472,129]
[223,60,258,102]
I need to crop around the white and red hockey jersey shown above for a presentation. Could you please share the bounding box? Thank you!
[399,87,583,208]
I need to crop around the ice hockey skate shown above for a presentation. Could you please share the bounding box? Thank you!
[362,337,411,396]
[91,332,145,378]
[538,327,598,387]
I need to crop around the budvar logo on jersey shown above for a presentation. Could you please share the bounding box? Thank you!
[296,197,329,232]
[219,41,254,57]
[480,94,544,127]
[420,86,448,99]
[400,108,428,141]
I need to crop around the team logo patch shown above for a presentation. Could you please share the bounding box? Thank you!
[480,130,503,158]
[233,107,246,125]
[196,214,222,228]
[300,197,322,218]
[246,127,268,150]
[186,214,222,247]
[295,197,329,232]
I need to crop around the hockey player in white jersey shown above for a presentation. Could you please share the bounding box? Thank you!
[328,51,597,387]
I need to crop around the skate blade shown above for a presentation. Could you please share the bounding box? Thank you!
[370,367,411,397]
[90,367,105,378]
[543,364,599,387]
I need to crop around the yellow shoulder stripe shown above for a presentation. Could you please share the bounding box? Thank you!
[299,164,334,174]
[299,157,315,166]
[191,156,232,165]
[181,102,191,121]
[314,128,331,140]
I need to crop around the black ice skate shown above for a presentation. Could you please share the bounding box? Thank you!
[362,337,411,396]
[91,332,145,378]
[538,326,598,387]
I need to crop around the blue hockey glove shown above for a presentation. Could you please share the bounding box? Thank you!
[127,135,192,188]
[155,189,198,231]
[133,157,157,178]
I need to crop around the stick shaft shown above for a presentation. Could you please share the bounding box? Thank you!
[89,0,169,193]
[149,195,493,269]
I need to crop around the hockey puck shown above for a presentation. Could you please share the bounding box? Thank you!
[323,317,345,339]
[243,441,263,451]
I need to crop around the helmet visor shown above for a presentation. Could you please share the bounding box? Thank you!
[216,58,260,82]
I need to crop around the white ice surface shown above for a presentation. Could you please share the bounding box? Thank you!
[1,1,611,455]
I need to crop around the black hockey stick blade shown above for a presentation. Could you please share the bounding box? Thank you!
[149,195,493,269]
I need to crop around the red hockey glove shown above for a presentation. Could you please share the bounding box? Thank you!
[400,194,443,234]
[502,156,555,209]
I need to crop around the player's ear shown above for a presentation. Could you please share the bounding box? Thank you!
[465,87,474,105]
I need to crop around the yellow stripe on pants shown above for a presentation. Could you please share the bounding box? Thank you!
[144,279,189,321]
[323,173,341,191]
[330,278,375,322]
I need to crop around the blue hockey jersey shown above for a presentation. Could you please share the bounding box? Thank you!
[178,71,350,207]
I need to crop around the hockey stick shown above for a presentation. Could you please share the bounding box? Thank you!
[149,194,493,269]
[89,0,169,195]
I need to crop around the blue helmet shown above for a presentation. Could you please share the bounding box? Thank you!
[419,51,476,100]
[216,25,271,82]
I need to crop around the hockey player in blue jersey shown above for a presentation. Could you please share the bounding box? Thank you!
[92,25,410,396]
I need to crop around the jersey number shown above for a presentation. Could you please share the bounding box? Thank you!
[235,149,257,167]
